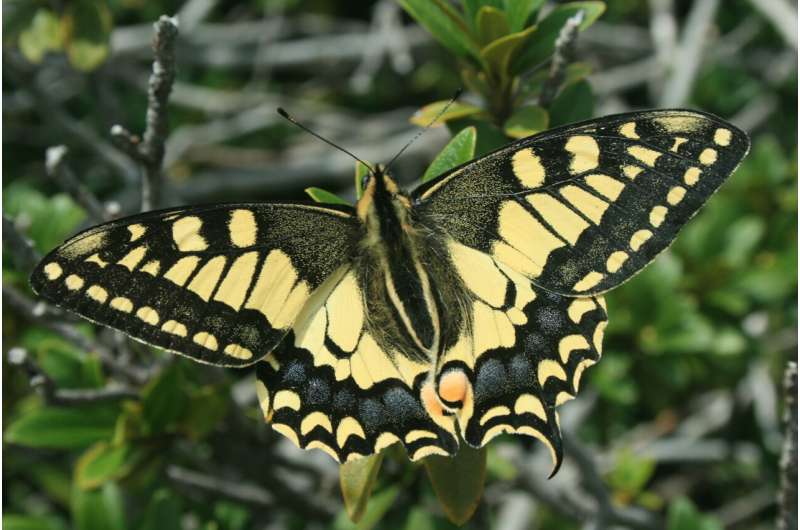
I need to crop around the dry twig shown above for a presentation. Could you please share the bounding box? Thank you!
[45,146,111,223]
[111,15,179,211]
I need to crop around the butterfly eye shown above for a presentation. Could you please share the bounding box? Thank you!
[361,172,371,191]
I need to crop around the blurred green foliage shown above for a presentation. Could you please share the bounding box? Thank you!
[3,0,796,529]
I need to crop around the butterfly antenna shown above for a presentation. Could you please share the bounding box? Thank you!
[277,108,374,174]
[384,88,463,174]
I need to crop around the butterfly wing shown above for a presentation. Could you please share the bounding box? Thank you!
[31,203,359,367]
[411,110,748,470]
[434,240,607,473]
[413,110,750,295]
[255,267,459,462]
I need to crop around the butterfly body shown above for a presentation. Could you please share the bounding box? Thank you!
[31,110,749,471]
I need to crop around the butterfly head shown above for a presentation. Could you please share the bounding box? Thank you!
[357,164,410,221]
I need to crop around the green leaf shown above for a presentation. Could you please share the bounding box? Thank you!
[447,118,508,156]
[354,161,372,200]
[138,490,181,530]
[75,442,142,490]
[462,0,504,30]
[422,126,477,183]
[512,1,606,73]
[480,25,537,81]
[504,105,548,138]
[333,486,400,530]
[424,445,487,525]
[3,515,67,530]
[402,509,436,530]
[305,187,350,205]
[410,100,484,127]
[476,6,510,45]
[460,66,492,98]
[548,80,593,127]
[72,483,126,530]
[5,406,118,450]
[142,365,188,434]
[339,452,385,523]
[3,184,86,254]
[28,463,73,507]
[182,385,229,439]
[61,1,112,71]
[21,328,104,389]
[18,9,62,64]
[520,62,593,100]
[667,497,724,530]
[505,0,546,32]
[606,448,656,497]
[398,0,480,60]
[486,445,517,480]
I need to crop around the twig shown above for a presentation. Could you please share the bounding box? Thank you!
[166,465,336,520]
[647,0,677,100]
[7,347,139,406]
[350,0,413,93]
[111,15,179,211]
[3,284,148,384]
[563,435,659,530]
[45,146,110,223]
[2,215,41,274]
[140,16,178,210]
[746,0,798,49]
[4,58,139,185]
[506,441,660,530]
[778,361,797,530]
[539,11,585,107]
[658,0,720,107]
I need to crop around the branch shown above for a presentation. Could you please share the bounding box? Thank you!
[7,347,139,406]
[563,435,660,530]
[111,15,179,211]
[3,284,148,384]
[778,361,798,530]
[539,10,585,107]
[658,0,721,107]
[4,59,139,185]
[747,0,798,49]
[507,441,660,530]
[45,146,110,223]
[166,465,336,520]
[2,215,41,274]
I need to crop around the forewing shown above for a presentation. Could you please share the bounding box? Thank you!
[31,203,359,367]
[413,110,749,295]
[255,267,459,463]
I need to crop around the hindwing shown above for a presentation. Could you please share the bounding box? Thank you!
[431,240,607,472]
[31,203,359,366]
[413,110,750,295]
[256,267,459,462]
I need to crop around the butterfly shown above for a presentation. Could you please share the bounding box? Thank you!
[31,109,749,473]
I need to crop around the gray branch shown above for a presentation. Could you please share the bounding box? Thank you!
[2,215,41,274]
[3,284,148,384]
[658,0,721,107]
[778,361,797,530]
[747,0,798,49]
[539,11,585,107]
[45,146,110,223]
[112,15,179,211]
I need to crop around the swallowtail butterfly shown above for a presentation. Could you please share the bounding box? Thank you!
[31,110,749,472]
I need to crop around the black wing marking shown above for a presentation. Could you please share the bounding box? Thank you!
[413,110,750,295]
[31,202,359,367]
[255,267,458,462]
[431,240,607,473]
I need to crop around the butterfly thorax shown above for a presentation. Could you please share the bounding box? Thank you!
[356,170,444,361]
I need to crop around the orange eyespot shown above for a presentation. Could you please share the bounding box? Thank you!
[438,370,468,404]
